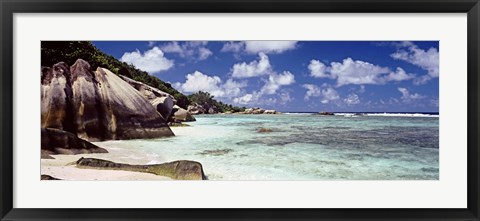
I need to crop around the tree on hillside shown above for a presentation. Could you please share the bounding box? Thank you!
[41,41,241,112]
[41,41,189,108]
[188,91,245,113]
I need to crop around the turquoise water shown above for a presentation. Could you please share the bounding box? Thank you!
[97,114,439,180]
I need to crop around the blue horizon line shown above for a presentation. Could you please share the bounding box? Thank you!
[280,111,439,114]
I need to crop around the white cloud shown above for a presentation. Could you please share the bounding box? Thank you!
[173,82,182,90]
[307,58,415,86]
[232,70,295,105]
[160,41,213,61]
[260,71,295,94]
[221,41,245,53]
[120,47,174,74]
[176,71,222,94]
[344,93,360,105]
[229,53,296,106]
[198,47,213,60]
[221,41,297,54]
[330,58,390,86]
[320,85,340,104]
[223,78,247,90]
[413,75,433,85]
[386,67,415,82]
[264,97,278,105]
[397,87,425,103]
[222,79,248,98]
[244,41,298,54]
[161,41,183,53]
[231,52,272,78]
[308,60,330,78]
[301,83,339,104]
[233,90,293,106]
[174,71,247,98]
[390,41,439,83]
[279,90,294,104]
[302,84,321,100]
[148,41,156,47]
[233,92,261,105]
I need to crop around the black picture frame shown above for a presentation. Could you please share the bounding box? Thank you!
[1,0,479,220]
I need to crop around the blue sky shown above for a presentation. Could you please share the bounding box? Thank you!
[92,41,439,112]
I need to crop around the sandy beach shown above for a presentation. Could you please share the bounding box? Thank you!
[40,127,196,180]
[41,154,172,181]
[41,163,172,181]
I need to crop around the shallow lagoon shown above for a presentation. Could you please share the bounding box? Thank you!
[96,114,439,180]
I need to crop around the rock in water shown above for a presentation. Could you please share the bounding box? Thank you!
[264,110,277,114]
[252,108,265,114]
[208,107,218,114]
[187,103,206,115]
[76,157,206,180]
[197,149,233,156]
[41,128,108,154]
[316,112,335,116]
[172,105,196,122]
[41,59,174,141]
[187,102,218,115]
[257,128,274,133]
[172,107,188,121]
[241,107,271,114]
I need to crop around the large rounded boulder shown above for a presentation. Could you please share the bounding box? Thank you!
[152,96,174,120]
[41,128,108,156]
[172,105,196,122]
[41,59,174,141]
[76,157,206,180]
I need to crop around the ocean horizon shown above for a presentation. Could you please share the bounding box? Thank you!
[281,112,439,117]
[94,113,439,180]
[282,111,439,114]
[40,41,440,181]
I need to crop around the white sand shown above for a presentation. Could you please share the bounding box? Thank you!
[41,149,171,181]
[41,126,198,181]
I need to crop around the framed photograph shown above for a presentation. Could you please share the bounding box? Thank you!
[1,0,479,220]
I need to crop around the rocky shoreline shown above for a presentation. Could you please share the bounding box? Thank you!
[75,157,206,180]
[187,107,280,115]
[41,59,279,180]
[41,59,203,180]
[238,107,279,114]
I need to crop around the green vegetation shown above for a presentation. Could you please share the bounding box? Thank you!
[41,41,245,112]
[188,91,245,113]
[41,41,189,108]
